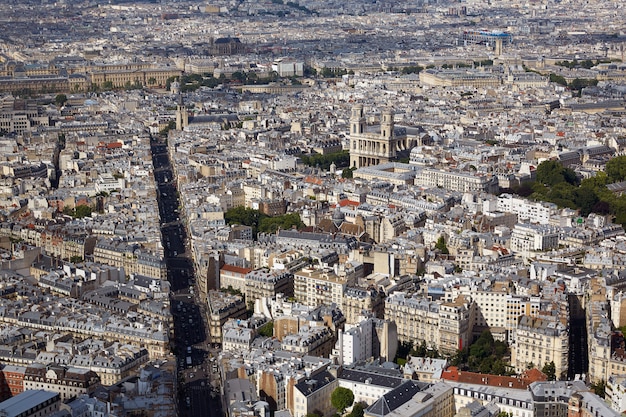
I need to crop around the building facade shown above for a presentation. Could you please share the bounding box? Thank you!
[349,105,414,169]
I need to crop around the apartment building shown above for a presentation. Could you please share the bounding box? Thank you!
[385,292,473,355]
[438,296,474,354]
[334,317,398,366]
[338,366,405,406]
[342,286,385,326]
[245,268,294,305]
[0,390,60,417]
[510,224,559,254]
[416,168,499,194]
[294,267,354,310]
[281,326,334,358]
[497,194,556,225]
[587,280,612,383]
[23,364,100,401]
[290,370,337,417]
[568,391,621,417]
[93,239,166,280]
[511,315,569,379]
[455,281,541,343]
[207,290,247,344]
[219,264,252,292]
[0,365,25,398]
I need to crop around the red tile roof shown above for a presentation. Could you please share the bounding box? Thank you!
[304,176,323,185]
[338,200,360,207]
[220,264,252,275]
[441,366,547,389]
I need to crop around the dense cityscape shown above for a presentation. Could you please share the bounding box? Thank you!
[0,0,625,416]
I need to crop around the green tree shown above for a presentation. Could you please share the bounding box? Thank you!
[70,256,84,263]
[331,387,354,414]
[535,160,578,187]
[55,94,67,106]
[606,155,626,183]
[75,205,92,218]
[257,321,274,337]
[401,65,424,74]
[258,212,304,234]
[591,380,606,398]
[460,330,511,375]
[435,236,449,254]
[549,73,567,86]
[64,205,93,219]
[569,78,598,91]
[342,167,355,179]
[348,403,366,417]
[147,77,157,86]
[232,71,246,82]
[300,150,350,170]
[542,361,556,380]
[102,81,114,90]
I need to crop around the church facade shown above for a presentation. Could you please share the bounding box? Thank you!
[348,105,415,169]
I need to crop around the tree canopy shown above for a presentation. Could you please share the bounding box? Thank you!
[535,160,579,187]
[542,361,556,381]
[435,236,449,254]
[300,150,350,171]
[331,387,354,413]
[512,158,626,226]
[63,205,92,219]
[55,94,67,106]
[606,155,626,183]
[451,330,511,376]
[257,321,274,337]
[348,402,366,417]
[224,207,304,238]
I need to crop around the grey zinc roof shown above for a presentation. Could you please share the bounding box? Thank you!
[0,390,59,417]
[366,380,426,417]
[339,368,405,389]
[294,370,335,397]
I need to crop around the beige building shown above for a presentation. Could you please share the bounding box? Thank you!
[416,168,499,194]
[454,281,540,343]
[89,67,182,89]
[219,264,252,293]
[342,287,385,325]
[245,269,294,306]
[438,296,474,355]
[511,315,569,379]
[23,364,100,401]
[385,293,473,355]
[93,239,166,280]
[419,68,502,88]
[207,290,247,344]
[294,267,354,310]
[349,105,415,169]
[281,326,335,357]
[289,370,337,417]
[510,223,560,255]
[587,279,612,383]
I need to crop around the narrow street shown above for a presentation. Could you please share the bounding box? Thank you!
[151,136,223,417]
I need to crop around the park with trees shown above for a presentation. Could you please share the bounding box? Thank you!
[224,206,304,238]
[505,156,626,227]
